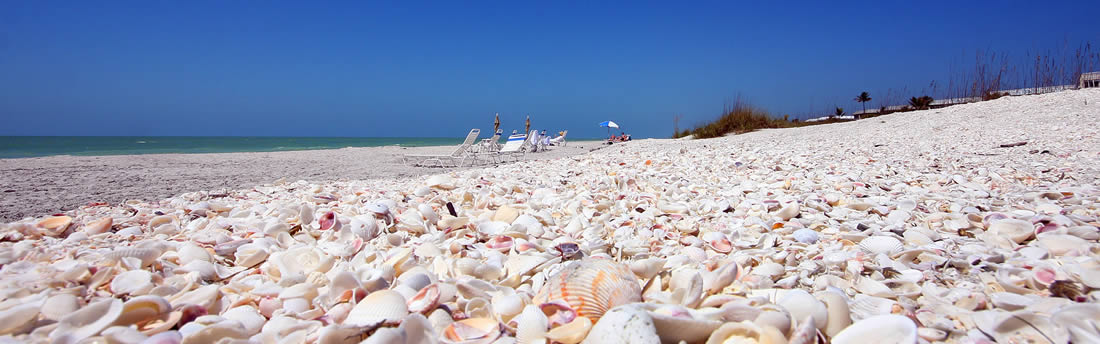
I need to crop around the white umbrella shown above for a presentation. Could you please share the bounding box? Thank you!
[599,121,620,138]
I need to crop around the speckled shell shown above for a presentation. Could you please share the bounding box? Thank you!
[532,258,641,322]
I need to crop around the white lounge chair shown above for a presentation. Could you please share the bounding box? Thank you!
[402,129,481,167]
[474,129,503,154]
[522,130,540,153]
[495,133,528,162]
[550,130,567,146]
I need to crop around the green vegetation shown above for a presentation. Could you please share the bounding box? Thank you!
[834,107,845,117]
[673,100,794,139]
[908,96,934,110]
[854,92,872,114]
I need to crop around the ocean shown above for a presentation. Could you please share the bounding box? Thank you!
[0,136,472,159]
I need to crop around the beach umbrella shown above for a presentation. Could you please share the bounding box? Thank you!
[525,115,531,134]
[493,113,501,133]
[599,120,619,138]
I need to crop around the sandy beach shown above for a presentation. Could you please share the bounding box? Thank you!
[0,141,607,222]
[1,89,1098,343]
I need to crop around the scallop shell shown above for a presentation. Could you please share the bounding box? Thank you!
[831,314,916,344]
[104,248,161,267]
[50,298,124,343]
[533,258,641,322]
[858,236,903,255]
[514,304,548,344]
[41,294,81,322]
[345,290,408,327]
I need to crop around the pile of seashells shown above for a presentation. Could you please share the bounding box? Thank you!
[2,90,1100,343]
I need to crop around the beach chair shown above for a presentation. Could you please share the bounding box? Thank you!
[522,130,540,153]
[475,129,503,153]
[550,130,567,146]
[402,129,480,167]
[495,133,528,162]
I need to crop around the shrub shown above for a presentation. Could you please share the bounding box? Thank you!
[908,96,934,110]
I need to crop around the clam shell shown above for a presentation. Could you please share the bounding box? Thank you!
[545,316,592,344]
[988,218,1034,244]
[345,290,408,327]
[0,303,41,336]
[50,298,124,343]
[704,321,786,344]
[114,295,171,327]
[533,258,641,322]
[643,304,722,344]
[38,215,73,236]
[831,314,916,344]
[111,270,154,296]
[442,317,501,343]
[777,289,827,330]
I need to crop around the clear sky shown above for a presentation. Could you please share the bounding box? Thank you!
[1,1,1097,138]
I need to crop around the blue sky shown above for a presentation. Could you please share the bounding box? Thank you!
[1,1,1097,138]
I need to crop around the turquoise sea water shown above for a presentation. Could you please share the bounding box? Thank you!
[0,136,472,159]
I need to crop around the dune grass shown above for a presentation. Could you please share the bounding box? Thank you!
[674,99,795,139]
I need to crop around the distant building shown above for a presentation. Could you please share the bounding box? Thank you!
[1081,72,1100,88]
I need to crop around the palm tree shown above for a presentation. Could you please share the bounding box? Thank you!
[908,96,934,110]
[854,92,872,115]
[834,107,845,118]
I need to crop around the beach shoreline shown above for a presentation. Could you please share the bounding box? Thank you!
[0,141,608,221]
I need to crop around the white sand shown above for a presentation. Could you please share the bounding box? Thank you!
[0,141,607,221]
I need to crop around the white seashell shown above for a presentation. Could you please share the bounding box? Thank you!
[442,317,500,343]
[644,304,722,344]
[776,203,800,221]
[114,295,171,327]
[41,294,81,322]
[111,270,154,296]
[831,314,916,344]
[345,290,408,327]
[858,236,903,255]
[778,289,828,331]
[817,291,852,337]
[222,306,266,335]
[988,218,1034,244]
[101,326,148,344]
[583,305,659,344]
[426,174,456,190]
[1051,304,1100,343]
[514,304,548,344]
[704,321,786,344]
[177,243,212,266]
[50,298,124,343]
[854,277,895,299]
[81,217,113,235]
[0,303,41,336]
[792,228,820,244]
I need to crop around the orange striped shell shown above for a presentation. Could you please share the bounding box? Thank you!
[533,258,642,322]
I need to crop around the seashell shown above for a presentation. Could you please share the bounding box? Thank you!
[704,321,786,344]
[858,236,903,255]
[177,243,212,266]
[1036,234,1087,256]
[104,248,161,268]
[643,304,723,344]
[545,316,592,344]
[817,291,852,337]
[42,294,81,322]
[630,258,666,281]
[426,174,457,190]
[514,305,548,344]
[222,306,266,336]
[988,218,1034,243]
[101,326,148,344]
[38,215,74,236]
[1051,304,1100,343]
[50,298,124,343]
[533,258,641,322]
[82,217,113,235]
[345,290,408,327]
[442,318,501,343]
[776,203,800,221]
[778,289,827,331]
[703,261,741,295]
[181,322,251,343]
[753,304,792,335]
[584,305,660,344]
[319,211,340,231]
[0,303,40,336]
[831,314,916,344]
[111,270,155,296]
[408,284,441,314]
[989,292,1033,311]
[792,228,820,244]
[114,295,172,327]
[977,310,1069,344]
[491,293,524,321]
[270,246,332,281]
